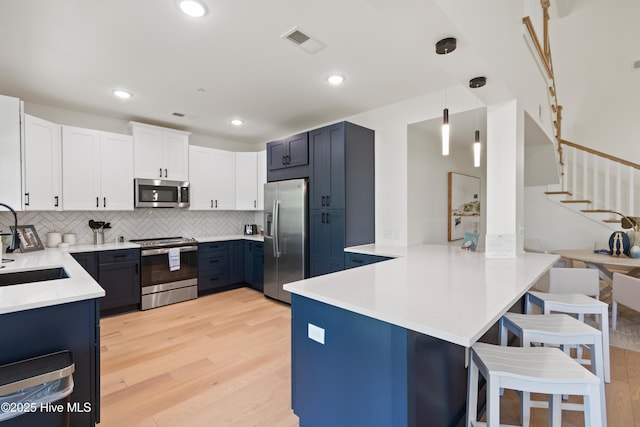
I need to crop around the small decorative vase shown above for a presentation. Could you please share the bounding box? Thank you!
[630,246,640,259]
[628,230,640,247]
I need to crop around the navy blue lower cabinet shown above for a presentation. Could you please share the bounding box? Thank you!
[291,295,467,427]
[0,299,100,427]
[243,241,264,290]
[229,241,244,284]
[198,242,230,293]
[344,252,391,269]
[71,252,98,281]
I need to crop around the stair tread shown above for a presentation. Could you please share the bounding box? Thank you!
[545,191,572,195]
[560,199,591,203]
[581,209,615,213]
[603,219,621,223]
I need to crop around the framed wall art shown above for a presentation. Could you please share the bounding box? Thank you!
[448,172,481,241]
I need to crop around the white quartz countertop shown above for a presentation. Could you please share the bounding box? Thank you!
[344,244,408,258]
[69,242,141,253]
[195,234,264,243]
[0,248,105,315]
[284,244,559,347]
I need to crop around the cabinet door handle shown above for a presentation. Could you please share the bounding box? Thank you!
[326,195,330,206]
[103,197,106,208]
[321,196,325,206]
[54,195,59,207]
[254,200,256,208]
[211,200,213,208]
[159,168,163,178]
[210,259,219,264]
[321,213,325,223]
[164,168,168,178]
[352,259,364,264]
[113,254,128,259]
[209,277,219,282]
[24,193,29,206]
[326,212,330,223]
[215,200,218,208]
[96,197,99,208]
[135,264,138,275]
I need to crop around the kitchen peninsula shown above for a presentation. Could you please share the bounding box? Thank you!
[0,248,107,426]
[284,244,559,426]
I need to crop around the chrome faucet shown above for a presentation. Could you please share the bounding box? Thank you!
[0,203,19,253]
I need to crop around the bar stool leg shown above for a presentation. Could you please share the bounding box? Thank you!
[548,394,561,426]
[487,376,500,426]
[466,355,479,427]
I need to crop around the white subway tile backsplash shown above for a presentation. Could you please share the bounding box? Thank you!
[0,209,263,246]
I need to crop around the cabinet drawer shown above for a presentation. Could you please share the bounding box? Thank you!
[198,252,229,274]
[98,249,139,264]
[198,271,230,290]
[198,241,229,254]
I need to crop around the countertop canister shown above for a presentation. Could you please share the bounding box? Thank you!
[46,232,62,248]
[63,233,76,246]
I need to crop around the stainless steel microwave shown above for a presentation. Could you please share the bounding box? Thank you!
[134,178,190,208]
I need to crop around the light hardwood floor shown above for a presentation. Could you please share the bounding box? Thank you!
[99,287,640,426]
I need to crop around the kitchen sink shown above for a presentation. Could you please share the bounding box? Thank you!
[0,267,69,286]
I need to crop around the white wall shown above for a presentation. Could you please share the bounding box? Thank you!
[550,0,640,164]
[407,124,486,246]
[524,186,614,252]
[346,86,479,247]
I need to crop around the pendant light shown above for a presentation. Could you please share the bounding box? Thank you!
[469,76,486,168]
[436,37,457,156]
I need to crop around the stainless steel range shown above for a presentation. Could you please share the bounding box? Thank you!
[130,237,198,310]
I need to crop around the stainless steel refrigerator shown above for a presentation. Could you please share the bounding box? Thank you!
[263,179,308,303]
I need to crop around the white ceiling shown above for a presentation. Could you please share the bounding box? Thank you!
[0,0,471,146]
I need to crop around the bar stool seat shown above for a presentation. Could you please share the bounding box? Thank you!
[467,342,603,427]
[499,313,606,426]
[525,291,610,383]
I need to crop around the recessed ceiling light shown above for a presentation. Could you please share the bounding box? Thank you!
[112,89,132,99]
[179,0,206,18]
[231,119,243,126]
[327,74,345,85]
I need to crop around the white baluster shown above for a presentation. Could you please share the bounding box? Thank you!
[604,160,611,211]
[616,163,622,214]
[593,154,599,208]
[571,147,578,198]
[582,150,588,200]
[629,166,635,216]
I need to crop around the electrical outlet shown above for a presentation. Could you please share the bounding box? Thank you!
[308,323,325,345]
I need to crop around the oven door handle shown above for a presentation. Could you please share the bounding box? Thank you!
[141,246,198,256]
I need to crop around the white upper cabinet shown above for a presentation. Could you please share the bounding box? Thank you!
[62,126,133,211]
[235,152,258,210]
[23,115,62,211]
[188,146,236,210]
[130,122,189,181]
[257,150,266,210]
[0,95,23,209]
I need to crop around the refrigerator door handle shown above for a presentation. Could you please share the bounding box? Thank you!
[273,199,281,257]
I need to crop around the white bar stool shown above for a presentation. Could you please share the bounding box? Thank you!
[499,313,606,426]
[525,290,610,383]
[467,342,603,427]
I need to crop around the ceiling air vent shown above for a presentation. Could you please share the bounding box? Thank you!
[281,27,324,54]
[172,112,186,118]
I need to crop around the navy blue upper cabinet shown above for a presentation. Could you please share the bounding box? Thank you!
[267,133,309,171]
[309,124,345,210]
[308,122,375,278]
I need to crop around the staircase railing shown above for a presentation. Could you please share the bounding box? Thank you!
[559,140,639,219]
[523,1,639,225]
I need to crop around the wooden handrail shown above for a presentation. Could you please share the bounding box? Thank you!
[560,139,640,170]
[522,16,553,79]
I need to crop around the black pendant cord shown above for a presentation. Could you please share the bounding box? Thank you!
[0,203,19,253]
